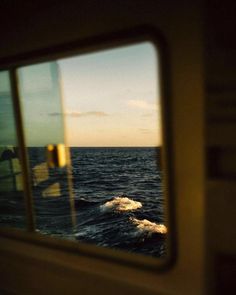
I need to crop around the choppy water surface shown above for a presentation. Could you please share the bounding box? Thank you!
[0,147,166,257]
[70,147,166,257]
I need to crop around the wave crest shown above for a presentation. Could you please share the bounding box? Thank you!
[100,197,142,212]
[130,217,167,235]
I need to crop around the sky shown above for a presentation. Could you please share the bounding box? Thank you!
[59,42,162,147]
[16,42,162,147]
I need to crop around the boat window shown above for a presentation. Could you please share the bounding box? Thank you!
[2,40,170,264]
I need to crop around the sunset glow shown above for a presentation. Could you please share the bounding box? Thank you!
[59,42,161,147]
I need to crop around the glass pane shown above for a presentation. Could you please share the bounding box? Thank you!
[17,63,75,237]
[0,71,26,228]
[59,42,167,258]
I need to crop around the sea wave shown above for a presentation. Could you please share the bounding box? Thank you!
[130,217,167,236]
[100,196,142,212]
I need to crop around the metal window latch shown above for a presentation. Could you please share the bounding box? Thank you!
[46,144,67,168]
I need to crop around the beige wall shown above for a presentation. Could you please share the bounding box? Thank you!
[205,0,236,293]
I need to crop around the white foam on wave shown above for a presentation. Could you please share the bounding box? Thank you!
[130,217,167,235]
[100,197,142,212]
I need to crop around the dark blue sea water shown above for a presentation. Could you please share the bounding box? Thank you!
[70,147,166,257]
[0,147,166,257]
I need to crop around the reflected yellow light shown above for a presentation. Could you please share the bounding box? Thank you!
[42,183,61,197]
[32,162,49,185]
[46,144,67,168]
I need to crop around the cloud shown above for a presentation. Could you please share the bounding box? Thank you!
[127,99,157,111]
[49,111,109,117]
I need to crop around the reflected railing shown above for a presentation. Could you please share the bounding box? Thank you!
[0,70,26,228]
[27,147,75,238]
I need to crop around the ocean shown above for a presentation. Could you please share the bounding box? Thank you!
[70,147,166,257]
[1,147,167,258]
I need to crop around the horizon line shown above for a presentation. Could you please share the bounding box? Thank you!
[26,145,161,148]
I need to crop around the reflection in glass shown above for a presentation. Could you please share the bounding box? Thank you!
[18,63,75,237]
[0,71,25,228]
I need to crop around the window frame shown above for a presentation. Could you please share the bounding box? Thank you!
[0,26,176,271]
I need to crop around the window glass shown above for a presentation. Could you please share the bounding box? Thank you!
[17,42,167,258]
[0,71,26,228]
[17,63,75,237]
[59,42,167,257]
